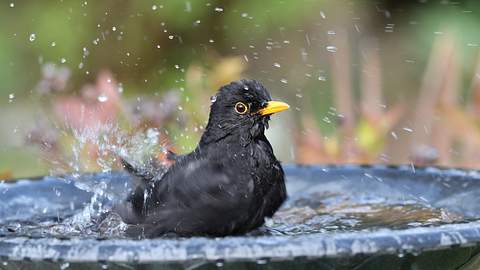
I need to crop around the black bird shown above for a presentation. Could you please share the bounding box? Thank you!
[118,79,289,237]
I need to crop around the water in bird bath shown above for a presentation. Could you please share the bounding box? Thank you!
[0,168,470,240]
[269,192,464,236]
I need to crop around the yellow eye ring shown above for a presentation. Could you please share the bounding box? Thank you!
[234,102,249,114]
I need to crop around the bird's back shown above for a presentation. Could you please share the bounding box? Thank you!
[124,137,286,237]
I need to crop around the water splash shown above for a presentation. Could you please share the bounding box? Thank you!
[39,124,167,235]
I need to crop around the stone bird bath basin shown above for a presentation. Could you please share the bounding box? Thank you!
[1,165,480,269]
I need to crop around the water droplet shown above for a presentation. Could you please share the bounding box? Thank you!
[29,33,36,42]
[327,30,336,35]
[209,39,215,43]
[9,3,14,8]
[112,26,116,32]
[256,258,268,265]
[168,35,174,40]
[60,58,66,63]
[152,5,157,10]
[241,13,248,18]
[318,75,327,81]
[385,23,394,33]
[273,62,281,68]
[8,93,15,103]
[280,78,288,84]
[60,262,70,270]
[326,46,337,53]
[98,94,108,102]
[185,1,192,12]
[215,7,223,12]
[403,127,413,133]
[51,41,56,47]
[210,95,217,103]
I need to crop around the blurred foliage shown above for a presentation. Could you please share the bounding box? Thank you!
[3,1,480,177]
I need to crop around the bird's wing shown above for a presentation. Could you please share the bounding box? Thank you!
[120,155,171,183]
[142,159,254,236]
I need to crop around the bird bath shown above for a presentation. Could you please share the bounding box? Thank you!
[1,164,480,269]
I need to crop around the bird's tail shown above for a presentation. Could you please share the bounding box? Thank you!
[120,157,164,183]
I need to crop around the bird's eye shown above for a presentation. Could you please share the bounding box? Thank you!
[234,102,249,114]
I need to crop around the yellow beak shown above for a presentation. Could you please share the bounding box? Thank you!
[258,101,290,116]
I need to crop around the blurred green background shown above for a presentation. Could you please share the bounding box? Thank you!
[2,0,480,178]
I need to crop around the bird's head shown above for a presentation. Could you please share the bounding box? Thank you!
[200,79,289,146]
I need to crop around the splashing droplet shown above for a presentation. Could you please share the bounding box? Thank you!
[210,95,217,104]
[326,46,337,53]
[320,11,326,19]
[97,94,108,103]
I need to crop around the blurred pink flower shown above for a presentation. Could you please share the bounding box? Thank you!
[54,71,121,130]
[35,63,71,94]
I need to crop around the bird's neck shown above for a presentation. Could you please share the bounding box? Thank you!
[198,123,266,155]
[199,128,250,147]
